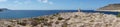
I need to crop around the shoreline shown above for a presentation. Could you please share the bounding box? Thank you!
[96,10,120,12]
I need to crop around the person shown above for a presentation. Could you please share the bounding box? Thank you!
[78,8,80,12]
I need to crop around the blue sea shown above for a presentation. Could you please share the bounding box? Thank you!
[0,10,119,19]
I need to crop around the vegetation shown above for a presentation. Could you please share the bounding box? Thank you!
[17,22,27,26]
[52,13,59,16]
[33,18,48,22]
[8,25,12,27]
[74,15,78,18]
[55,21,59,24]
[50,17,54,19]
[31,21,39,26]
[43,22,52,26]
[62,23,68,27]
[117,14,120,17]
[58,17,64,20]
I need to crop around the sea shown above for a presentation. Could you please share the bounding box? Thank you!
[0,10,119,19]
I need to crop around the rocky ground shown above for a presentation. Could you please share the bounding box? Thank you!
[0,12,119,27]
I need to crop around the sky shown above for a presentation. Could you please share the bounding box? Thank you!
[0,0,120,10]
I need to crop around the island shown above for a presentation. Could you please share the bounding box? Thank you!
[97,4,120,12]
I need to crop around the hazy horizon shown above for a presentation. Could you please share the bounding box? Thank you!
[0,0,120,10]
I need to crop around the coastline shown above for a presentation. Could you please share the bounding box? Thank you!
[96,10,120,12]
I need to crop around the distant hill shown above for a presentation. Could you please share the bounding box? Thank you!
[98,4,120,10]
[0,8,9,11]
[97,4,120,12]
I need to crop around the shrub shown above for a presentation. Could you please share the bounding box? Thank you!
[58,17,64,20]
[50,17,54,19]
[8,25,12,27]
[55,21,59,24]
[74,15,78,18]
[33,18,48,22]
[17,22,27,26]
[62,23,68,27]
[31,21,39,26]
[117,14,120,17]
[43,22,52,26]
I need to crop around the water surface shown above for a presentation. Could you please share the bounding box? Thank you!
[0,10,118,19]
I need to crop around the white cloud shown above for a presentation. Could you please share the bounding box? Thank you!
[0,0,53,5]
[38,0,48,3]
[13,0,31,5]
[14,1,23,4]
[13,0,33,7]
[37,0,53,5]
[42,0,48,3]
[0,0,7,2]
[49,2,53,4]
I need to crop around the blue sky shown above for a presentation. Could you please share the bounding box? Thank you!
[0,0,120,10]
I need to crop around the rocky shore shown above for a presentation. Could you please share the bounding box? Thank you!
[0,12,119,27]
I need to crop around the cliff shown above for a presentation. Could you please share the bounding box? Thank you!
[0,12,119,27]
